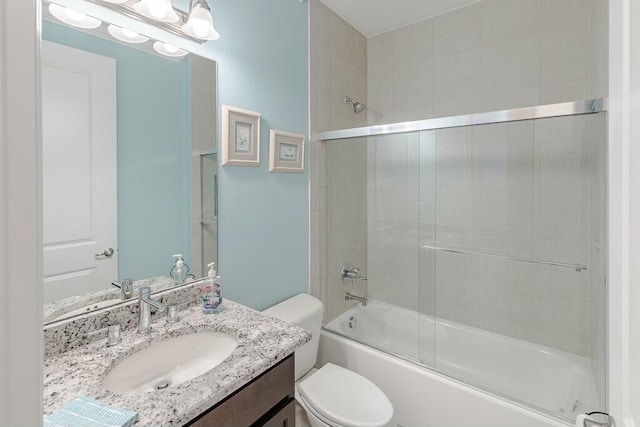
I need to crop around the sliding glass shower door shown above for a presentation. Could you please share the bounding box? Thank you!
[322,103,607,422]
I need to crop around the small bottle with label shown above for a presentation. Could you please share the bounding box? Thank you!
[202,262,222,314]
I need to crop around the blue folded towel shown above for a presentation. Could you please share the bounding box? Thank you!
[44,396,139,427]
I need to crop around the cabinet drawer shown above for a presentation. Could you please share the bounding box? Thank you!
[254,398,295,427]
[186,354,294,427]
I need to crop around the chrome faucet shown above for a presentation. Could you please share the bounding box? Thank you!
[138,286,166,334]
[341,265,368,285]
[111,279,133,300]
[345,292,368,307]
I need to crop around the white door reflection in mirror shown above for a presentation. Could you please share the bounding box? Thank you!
[42,41,117,303]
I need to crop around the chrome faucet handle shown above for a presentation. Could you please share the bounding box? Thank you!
[107,324,122,347]
[86,324,122,347]
[342,267,361,279]
[166,304,178,324]
[111,279,133,300]
[341,265,368,285]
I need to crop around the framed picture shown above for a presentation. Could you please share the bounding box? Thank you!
[269,129,305,173]
[222,105,261,167]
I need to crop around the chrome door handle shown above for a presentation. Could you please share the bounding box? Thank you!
[95,248,115,258]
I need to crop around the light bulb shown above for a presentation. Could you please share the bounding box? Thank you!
[121,28,139,39]
[49,4,102,29]
[164,43,179,53]
[148,0,167,19]
[191,19,210,38]
[65,8,87,21]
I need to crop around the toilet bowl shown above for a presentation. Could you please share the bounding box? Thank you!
[263,293,394,427]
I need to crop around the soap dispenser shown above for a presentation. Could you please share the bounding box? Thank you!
[202,262,222,314]
[171,254,187,285]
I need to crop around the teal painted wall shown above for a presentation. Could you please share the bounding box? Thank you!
[204,1,310,310]
[43,21,192,281]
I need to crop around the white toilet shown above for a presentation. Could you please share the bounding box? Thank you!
[264,293,394,427]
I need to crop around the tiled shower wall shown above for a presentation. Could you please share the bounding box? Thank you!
[309,0,368,322]
[367,0,608,124]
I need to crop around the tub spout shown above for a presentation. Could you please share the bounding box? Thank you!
[345,292,368,307]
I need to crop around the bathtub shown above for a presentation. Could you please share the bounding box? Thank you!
[320,300,599,427]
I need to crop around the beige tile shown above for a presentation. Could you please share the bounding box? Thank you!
[541,26,592,86]
[434,48,483,101]
[433,95,484,118]
[541,78,592,105]
[432,2,483,59]
[533,295,589,355]
[392,18,434,65]
[482,35,541,93]
[541,0,592,32]
[483,86,541,112]
[480,287,537,341]
[590,0,608,99]
[482,0,541,45]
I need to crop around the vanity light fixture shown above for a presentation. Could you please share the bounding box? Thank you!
[107,24,150,44]
[153,41,188,57]
[182,0,220,40]
[133,0,179,23]
[48,3,102,29]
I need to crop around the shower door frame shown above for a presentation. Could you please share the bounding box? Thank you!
[318,99,605,141]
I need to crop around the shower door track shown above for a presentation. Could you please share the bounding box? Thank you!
[421,244,587,272]
[318,98,606,141]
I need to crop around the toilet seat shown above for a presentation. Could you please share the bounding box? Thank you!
[298,363,393,427]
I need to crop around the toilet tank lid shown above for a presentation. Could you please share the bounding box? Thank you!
[298,363,393,427]
[262,293,323,325]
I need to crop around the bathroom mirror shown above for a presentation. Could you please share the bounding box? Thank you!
[41,6,218,324]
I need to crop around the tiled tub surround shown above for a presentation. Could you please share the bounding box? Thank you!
[44,299,310,426]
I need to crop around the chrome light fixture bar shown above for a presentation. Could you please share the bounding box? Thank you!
[83,0,207,43]
[44,1,188,60]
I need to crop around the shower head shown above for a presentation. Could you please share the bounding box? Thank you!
[344,96,365,114]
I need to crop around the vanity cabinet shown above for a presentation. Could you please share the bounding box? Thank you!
[186,354,295,427]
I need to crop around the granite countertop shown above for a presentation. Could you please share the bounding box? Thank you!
[43,299,311,426]
[43,276,176,323]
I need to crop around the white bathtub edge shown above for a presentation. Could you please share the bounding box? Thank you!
[318,329,571,427]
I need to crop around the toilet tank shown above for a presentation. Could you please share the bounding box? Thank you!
[263,293,323,381]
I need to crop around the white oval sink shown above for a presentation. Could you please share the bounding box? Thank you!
[103,332,238,394]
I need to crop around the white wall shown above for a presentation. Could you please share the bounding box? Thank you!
[0,1,44,426]
[609,0,640,424]
[629,0,640,419]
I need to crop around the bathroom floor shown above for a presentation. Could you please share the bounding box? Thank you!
[295,401,312,427]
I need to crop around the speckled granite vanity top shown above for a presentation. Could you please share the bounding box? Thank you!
[43,300,310,426]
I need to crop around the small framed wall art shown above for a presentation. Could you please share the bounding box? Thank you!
[222,105,261,167]
[269,129,305,173]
